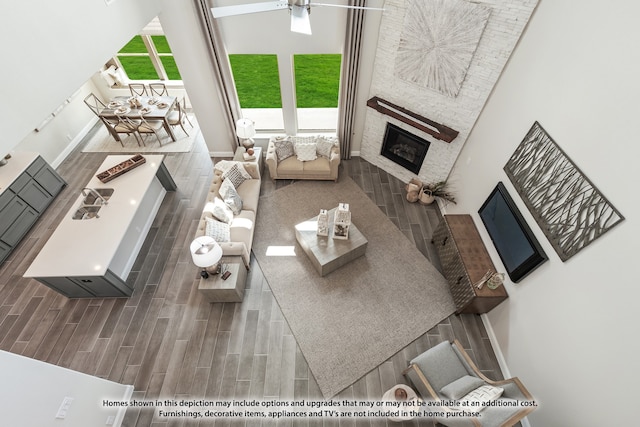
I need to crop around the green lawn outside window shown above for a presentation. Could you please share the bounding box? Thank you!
[229,54,341,109]
[117,35,181,81]
[294,54,341,108]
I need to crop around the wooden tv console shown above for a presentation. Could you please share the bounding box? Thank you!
[432,214,508,314]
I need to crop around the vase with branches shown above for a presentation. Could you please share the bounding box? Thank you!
[420,181,456,205]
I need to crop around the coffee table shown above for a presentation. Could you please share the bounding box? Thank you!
[294,207,368,276]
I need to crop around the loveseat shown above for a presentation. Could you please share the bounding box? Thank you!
[266,135,340,181]
[194,160,261,269]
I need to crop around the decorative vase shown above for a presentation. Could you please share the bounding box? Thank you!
[487,273,505,289]
[419,188,436,205]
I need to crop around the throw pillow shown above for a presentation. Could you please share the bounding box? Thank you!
[440,375,486,400]
[295,142,317,162]
[219,178,243,215]
[223,163,250,188]
[214,160,252,176]
[273,138,295,161]
[456,385,504,412]
[211,197,234,223]
[316,137,335,158]
[213,159,235,175]
[205,217,230,242]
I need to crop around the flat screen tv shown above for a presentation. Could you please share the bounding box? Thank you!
[478,182,547,283]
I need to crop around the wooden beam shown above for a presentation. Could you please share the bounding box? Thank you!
[366,96,458,143]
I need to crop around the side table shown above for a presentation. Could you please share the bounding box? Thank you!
[382,384,420,422]
[198,256,247,303]
[233,146,263,175]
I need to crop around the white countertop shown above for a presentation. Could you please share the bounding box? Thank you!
[24,155,166,278]
[0,152,40,195]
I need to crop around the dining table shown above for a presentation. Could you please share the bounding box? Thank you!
[98,95,178,142]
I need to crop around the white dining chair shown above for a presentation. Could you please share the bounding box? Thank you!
[129,83,148,97]
[104,117,142,147]
[149,83,169,97]
[166,100,192,137]
[132,116,165,146]
[84,93,106,116]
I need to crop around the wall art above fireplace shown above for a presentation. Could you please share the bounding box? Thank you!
[380,123,430,174]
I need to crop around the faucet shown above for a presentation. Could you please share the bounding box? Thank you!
[81,187,108,205]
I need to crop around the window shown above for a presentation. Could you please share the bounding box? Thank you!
[115,17,181,82]
[228,53,341,133]
[294,54,340,132]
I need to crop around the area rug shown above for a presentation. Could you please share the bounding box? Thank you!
[81,115,199,153]
[253,177,456,398]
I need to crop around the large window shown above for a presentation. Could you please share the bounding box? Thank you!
[228,53,341,133]
[116,35,181,81]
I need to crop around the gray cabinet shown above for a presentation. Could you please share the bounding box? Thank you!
[0,156,66,263]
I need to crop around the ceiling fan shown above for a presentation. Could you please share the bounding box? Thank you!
[211,0,384,35]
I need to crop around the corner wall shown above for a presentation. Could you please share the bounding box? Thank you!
[446,1,639,425]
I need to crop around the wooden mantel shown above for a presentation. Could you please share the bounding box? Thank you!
[366,96,459,143]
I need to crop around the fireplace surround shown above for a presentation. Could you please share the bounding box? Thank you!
[380,123,430,174]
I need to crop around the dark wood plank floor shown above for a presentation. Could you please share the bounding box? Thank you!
[0,130,505,427]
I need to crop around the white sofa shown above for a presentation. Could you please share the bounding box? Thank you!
[266,135,340,181]
[194,161,261,269]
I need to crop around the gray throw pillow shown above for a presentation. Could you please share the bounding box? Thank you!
[440,375,485,400]
[220,178,243,215]
[316,137,335,158]
[274,138,295,161]
[222,163,248,188]
[205,217,230,242]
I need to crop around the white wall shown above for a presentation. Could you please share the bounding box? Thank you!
[0,0,161,157]
[0,351,132,427]
[447,1,639,425]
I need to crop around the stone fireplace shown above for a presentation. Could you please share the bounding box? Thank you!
[359,0,538,185]
[380,123,430,174]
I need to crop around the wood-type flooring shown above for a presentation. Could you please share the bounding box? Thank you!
[0,130,509,426]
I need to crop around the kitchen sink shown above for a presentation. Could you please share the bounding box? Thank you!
[81,188,114,205]
[71,205,102,220]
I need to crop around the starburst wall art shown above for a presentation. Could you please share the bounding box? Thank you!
[395,0,490,97]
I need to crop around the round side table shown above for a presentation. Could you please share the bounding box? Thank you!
[382,384,419,422]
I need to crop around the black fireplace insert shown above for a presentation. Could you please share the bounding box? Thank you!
[380,123,430,174]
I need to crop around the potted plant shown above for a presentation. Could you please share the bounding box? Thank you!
[420,181,456,205]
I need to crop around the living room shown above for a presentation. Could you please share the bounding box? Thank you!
[1,1,638,426]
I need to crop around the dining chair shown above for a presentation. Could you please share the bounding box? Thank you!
[133,116,166,146]
[129,83,149,97]
[84,93,106,116]
[104,116,142,147]
[166,99,192,137]
[148,83,169,97]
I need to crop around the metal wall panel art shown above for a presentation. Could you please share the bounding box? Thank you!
[504,122,624,261]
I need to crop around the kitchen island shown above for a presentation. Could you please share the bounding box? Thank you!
[24,155,176,298]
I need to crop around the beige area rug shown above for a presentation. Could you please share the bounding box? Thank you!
[82,115,199,153]
[253,177,456,398]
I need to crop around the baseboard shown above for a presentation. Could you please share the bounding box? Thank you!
[52,117,99,168]
[211,151,235,158]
